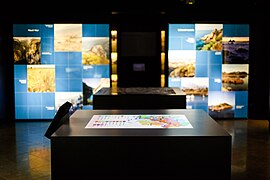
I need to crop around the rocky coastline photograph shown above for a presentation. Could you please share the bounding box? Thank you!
[222,37,249,64]
[195,24,223,51]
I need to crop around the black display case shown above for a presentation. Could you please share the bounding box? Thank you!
[51,109,231,180]
[93,87,186,109]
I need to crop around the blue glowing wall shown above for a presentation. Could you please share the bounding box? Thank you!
[13,24,110,120]
[168,24,249,118]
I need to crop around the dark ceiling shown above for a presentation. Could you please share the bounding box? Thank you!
[2,0,266,23]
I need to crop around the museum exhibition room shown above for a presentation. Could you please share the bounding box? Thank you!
[0,0,269,179]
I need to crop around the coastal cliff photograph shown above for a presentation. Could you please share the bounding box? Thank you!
[195,24,223,51]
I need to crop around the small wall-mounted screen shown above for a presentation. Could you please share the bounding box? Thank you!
[133,63,145,72]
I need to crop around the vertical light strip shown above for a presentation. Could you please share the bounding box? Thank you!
[161,30,166,87]
[111,30,117,52]
[161,30,165,52]
[111,30,118,89]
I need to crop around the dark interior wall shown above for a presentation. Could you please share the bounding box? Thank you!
[114,14,163,87]
[0,0,268,121]
[0,17,15,123]
[269,17,270,121]
[248,1,268,119]
[0,19,3,121]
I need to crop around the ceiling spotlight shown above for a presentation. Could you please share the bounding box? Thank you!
[186,0,195,5]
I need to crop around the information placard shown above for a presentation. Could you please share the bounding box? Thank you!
[85,114,193,128]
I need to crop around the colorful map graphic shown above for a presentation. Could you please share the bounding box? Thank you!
[85,114,193,128]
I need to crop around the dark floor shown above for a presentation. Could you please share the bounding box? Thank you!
[0,119,269,180]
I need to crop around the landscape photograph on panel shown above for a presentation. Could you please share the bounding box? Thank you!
[208,91,235,118]
[222,37,249,64]
[222,64,249,92]
[182,77,209,112]
[168,50,196,78]
[27,65,55,92]
[13,37,41,64]
[54,24,82,52]
[195,24,223,51]
[82,37,110,65]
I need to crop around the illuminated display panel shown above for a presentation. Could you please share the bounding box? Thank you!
[13,24,110,120]
[85,114,193,128]
[168,24,249,118]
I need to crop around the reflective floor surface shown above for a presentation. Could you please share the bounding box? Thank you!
[0,119,269,180]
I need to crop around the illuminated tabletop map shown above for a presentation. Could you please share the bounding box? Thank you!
[85,114,193,128]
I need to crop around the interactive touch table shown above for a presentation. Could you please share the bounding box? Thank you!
[50,109,231,179]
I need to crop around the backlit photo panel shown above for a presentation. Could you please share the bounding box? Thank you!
[208,91,235,118]
[195,24,223,51]
[13,37,41,64]
[41,37,54,64]
[82,65,110,108]
[234,91,248,118]
[54,52,83,92]
[169,23,249,118]
[54,24,82,52]
[13,24,42,37]
[13,24,110,120]
[222,37,249,64]
[81,24,110,109]
[222,24,249,118]
[222,64,249,91]
[82,37,110,65]
[13,24,55,119]
[182,77,209,111]
[55,92,83,111]
[27,65,55,92]
[168,50,196,78]
[195,51,209,77]
[169,24,195,50]
[40,24,54,64]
